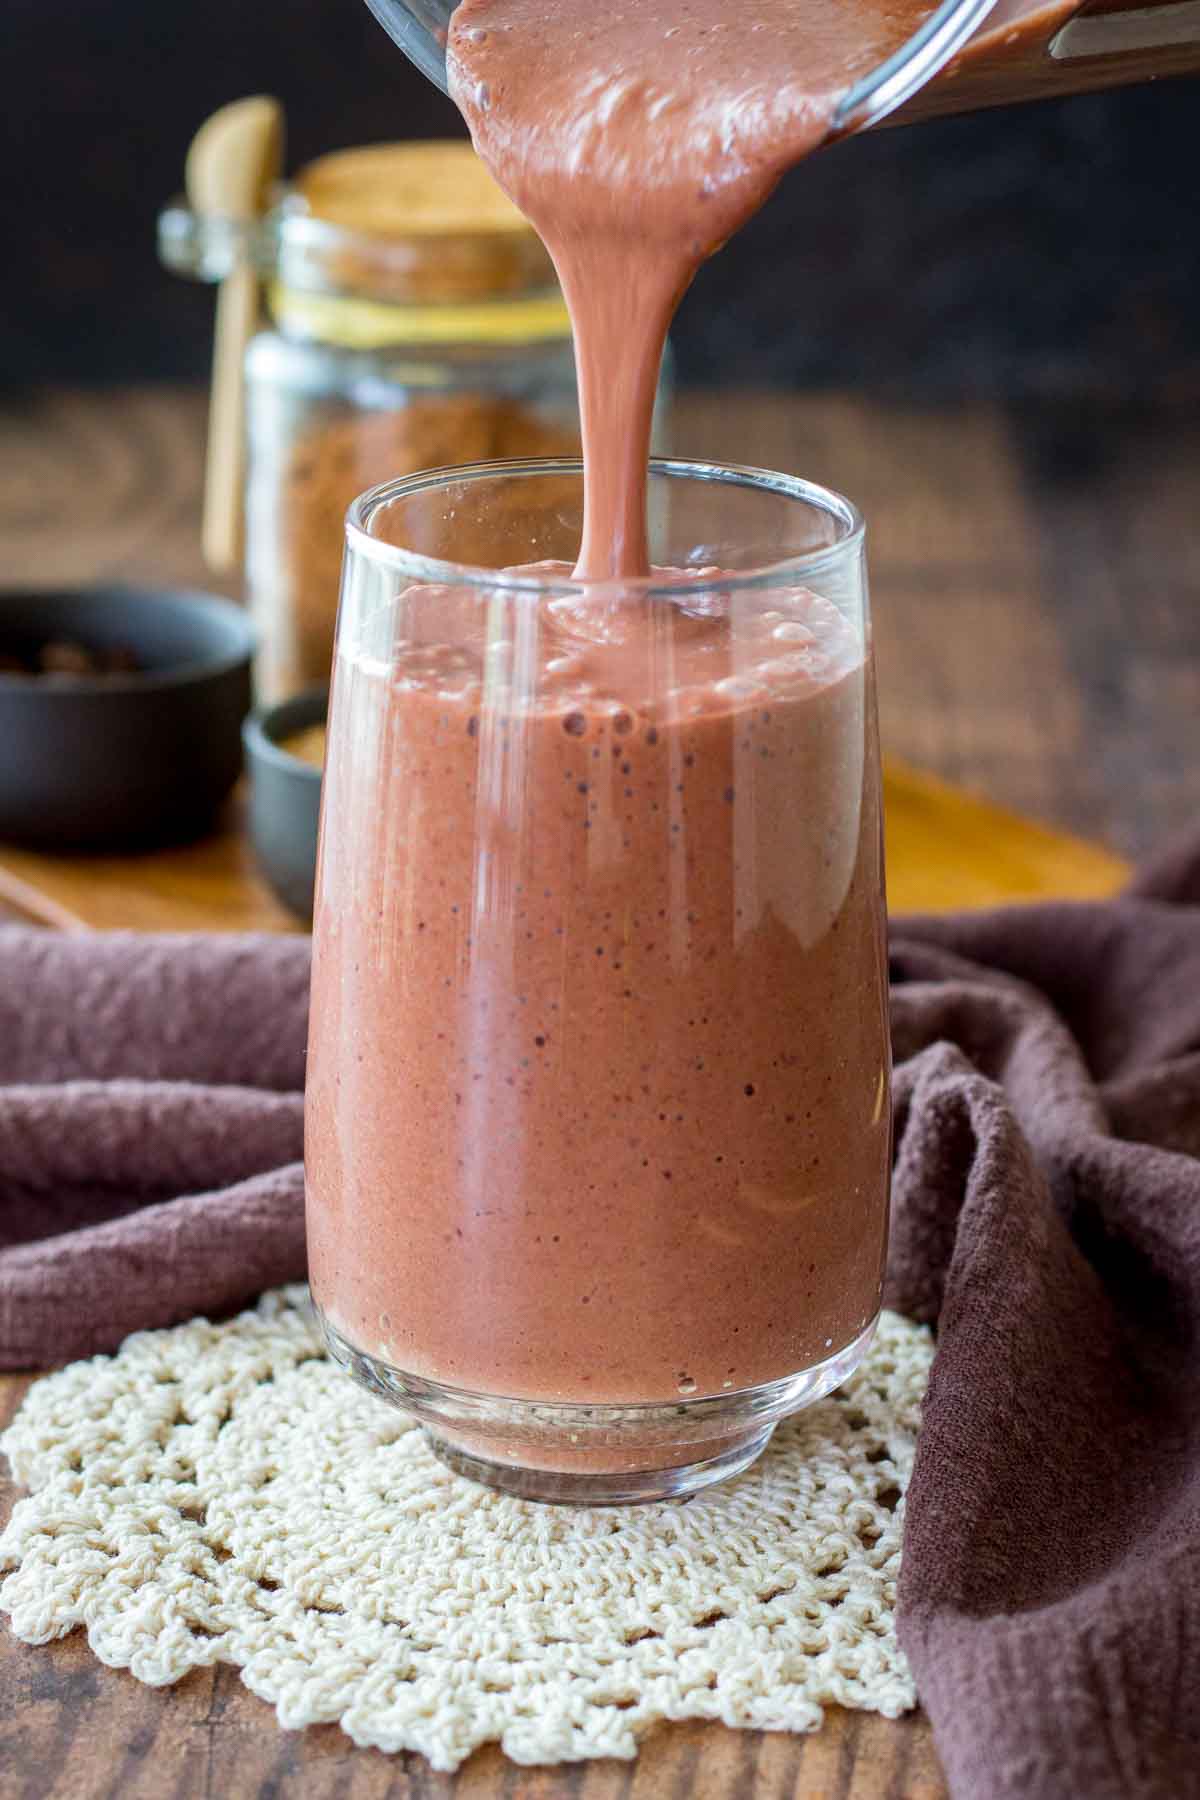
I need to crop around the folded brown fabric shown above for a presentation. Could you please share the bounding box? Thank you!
[888,837,1200,1800]
[2,835,1198,1798]
[0,931,310,1366]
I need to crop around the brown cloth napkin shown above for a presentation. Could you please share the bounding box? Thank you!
[888,840,1200,1800]
[0,932,310,1365]
[2,838,1199,1798]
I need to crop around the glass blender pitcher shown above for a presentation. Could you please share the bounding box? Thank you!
[361,0,1200,133]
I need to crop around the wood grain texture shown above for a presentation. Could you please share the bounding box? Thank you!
[671,388,1200,859]
[0,381,1189,1797]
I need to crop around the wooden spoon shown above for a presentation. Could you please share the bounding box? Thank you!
[0,866,88,931]
[185,97,284,574]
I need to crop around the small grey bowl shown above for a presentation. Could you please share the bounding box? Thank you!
[242,686,327,925]
[0,585,254,849]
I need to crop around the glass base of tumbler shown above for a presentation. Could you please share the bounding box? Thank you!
[318,1309,878,1506]
[427,1423,777,1504]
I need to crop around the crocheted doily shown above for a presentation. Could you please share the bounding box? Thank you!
[0,1289,931,1771]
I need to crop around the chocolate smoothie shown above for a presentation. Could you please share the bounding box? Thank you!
[305,0,903,1478]
[307,559,888,1412]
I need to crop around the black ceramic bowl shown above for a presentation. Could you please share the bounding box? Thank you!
[0,586,255,849]
[243,686,327,925]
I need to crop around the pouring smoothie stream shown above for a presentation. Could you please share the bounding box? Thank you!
[447,0,957,579]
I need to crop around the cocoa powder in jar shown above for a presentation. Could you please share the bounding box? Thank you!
[251,144,579,696]
[279,397,578,693]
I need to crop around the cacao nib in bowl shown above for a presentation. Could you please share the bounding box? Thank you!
[0,586,254,849]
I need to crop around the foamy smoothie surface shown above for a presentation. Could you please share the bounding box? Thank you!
[345,562,862,715]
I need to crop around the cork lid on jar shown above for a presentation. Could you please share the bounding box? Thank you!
[280,140,563,323]
[295,141,530,242]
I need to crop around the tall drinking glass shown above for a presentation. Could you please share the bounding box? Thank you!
[306,458,890,1504]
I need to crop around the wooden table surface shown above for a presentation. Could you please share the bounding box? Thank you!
[1,385,1197,1799]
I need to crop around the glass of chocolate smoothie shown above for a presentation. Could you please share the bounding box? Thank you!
[306,457,890,1504]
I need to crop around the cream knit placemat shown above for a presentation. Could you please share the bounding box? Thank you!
[0,1288,932,1771]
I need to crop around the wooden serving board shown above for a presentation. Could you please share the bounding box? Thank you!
[0,767,1127,1800]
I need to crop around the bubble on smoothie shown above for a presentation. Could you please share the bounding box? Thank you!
[713,675,765,702]
[677,1374,697,1395]
[757,651,820,683]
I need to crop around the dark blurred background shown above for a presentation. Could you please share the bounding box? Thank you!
[7,0,1199,399]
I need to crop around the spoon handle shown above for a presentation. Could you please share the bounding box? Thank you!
[202,262,258,574]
